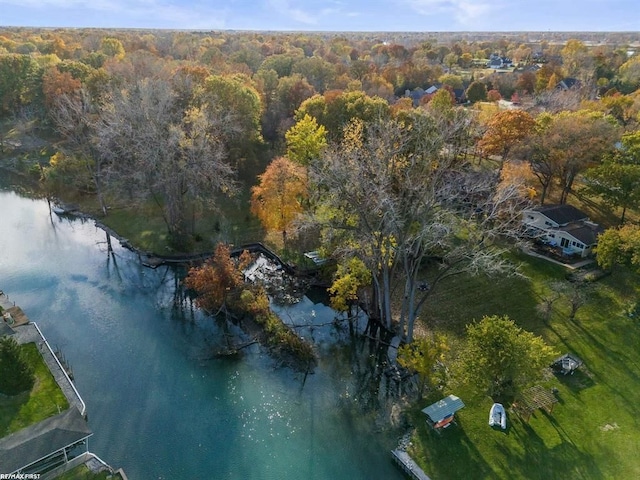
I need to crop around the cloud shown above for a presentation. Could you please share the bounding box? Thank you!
[0,0,230,29]
[267,0,318,25]
[401,0,494,27]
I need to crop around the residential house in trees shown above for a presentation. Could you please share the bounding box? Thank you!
[556,77,582,91]
[522,204,602,257]
[486,53,513,69]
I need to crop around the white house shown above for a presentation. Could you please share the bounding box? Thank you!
[522,204,602,258]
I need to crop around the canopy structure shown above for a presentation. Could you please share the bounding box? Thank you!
[422,394,465,430]
[551,353,583,375]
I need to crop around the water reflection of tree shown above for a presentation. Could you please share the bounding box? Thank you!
[321,329,416,416]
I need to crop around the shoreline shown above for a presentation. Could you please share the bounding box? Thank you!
[0,292,125,478]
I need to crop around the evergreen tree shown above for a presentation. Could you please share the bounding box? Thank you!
[0,337,35,395]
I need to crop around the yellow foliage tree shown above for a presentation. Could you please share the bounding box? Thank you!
[251,156,308,246]
[398,334,449,398]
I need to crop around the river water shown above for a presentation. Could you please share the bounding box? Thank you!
[0,179,404,480]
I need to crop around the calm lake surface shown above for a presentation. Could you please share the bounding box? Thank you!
[0,179,404,480]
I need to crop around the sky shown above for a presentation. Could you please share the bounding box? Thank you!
[0,0,638,32]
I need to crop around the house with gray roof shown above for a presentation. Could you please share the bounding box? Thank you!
[0,407,92,475]
[522,204,603,257]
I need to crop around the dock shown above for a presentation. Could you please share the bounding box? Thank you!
[391,449,431,480]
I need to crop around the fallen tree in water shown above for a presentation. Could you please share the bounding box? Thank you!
[184,243,315,371]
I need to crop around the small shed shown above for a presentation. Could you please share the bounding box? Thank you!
[422,394,465,430]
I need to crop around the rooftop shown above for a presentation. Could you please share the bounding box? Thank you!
[421,394,465,422]
[0,407,92,474]
[532,204,589,226]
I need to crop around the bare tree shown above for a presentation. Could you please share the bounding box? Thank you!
[50,89,109,215]
[96,77,237,248]
[308,112,529,342]
[552,280,592,321]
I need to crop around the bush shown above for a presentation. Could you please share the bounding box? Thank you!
[0,337,35,395]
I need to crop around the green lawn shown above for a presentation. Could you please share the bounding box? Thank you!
[408,255,640,479]
[0,342,69,436]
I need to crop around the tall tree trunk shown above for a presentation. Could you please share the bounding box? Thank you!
[540,182,549,205]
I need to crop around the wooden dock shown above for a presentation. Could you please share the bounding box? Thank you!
[391,449,431,480]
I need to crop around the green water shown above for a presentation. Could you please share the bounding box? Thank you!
[0,183,404,479]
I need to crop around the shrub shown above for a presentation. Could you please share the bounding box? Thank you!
[0,337,35,395]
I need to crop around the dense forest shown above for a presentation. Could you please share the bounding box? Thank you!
[4,28,640,479]
[2,27,640,344]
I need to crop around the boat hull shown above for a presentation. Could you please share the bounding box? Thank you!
[489,403,507,429]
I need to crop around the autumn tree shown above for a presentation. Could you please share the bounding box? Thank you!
[398,334,449,398]
[251,156,308,246]
[550,110,619,204]
[518,110,618,205]
[438,73,463,90]
[426,88,455,115]
[478,109,536,163]
[0,54,41,116]
[96,77,237,249]
[456,315,557,399]
[595,225,640,272]
[515,113,556,204]
[100,37,125,60]
[291,56,336,93]
[296,90,390,141]
[42,66,81,109]
[465,81,487,103]
[275,74,315,117]
[561,39,591,80]
[328,257,372,317]
[184,243,252,315]
[309,113,527,342]
[200,74,263,160]
[487,89,502,102]
[617,52,640,93]
[583,136,640,224]
[285,114,327,166]
[47,87,113,215]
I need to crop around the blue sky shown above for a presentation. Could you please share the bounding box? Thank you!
[0,0,638,32]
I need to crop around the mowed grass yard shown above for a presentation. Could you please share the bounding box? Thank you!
[408,252,640,479]
[0,342,69,436]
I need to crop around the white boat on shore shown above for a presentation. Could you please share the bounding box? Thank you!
[489,403,507,429]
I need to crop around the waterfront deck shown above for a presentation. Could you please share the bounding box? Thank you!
[391,449,431,480]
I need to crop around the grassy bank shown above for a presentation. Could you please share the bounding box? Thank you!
[408,254,640,479]
[0,342,69,436]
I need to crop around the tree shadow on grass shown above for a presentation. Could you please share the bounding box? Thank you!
[0,390,29,436]
[503,414,603,480]
[411,418,493,480]
[563,316,640,415]
[554,369,595,393]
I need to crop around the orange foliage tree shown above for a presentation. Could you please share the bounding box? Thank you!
[251,156,308,246]
[42,66,82,109]
[478,109,536,163]
[184,243,252,315]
